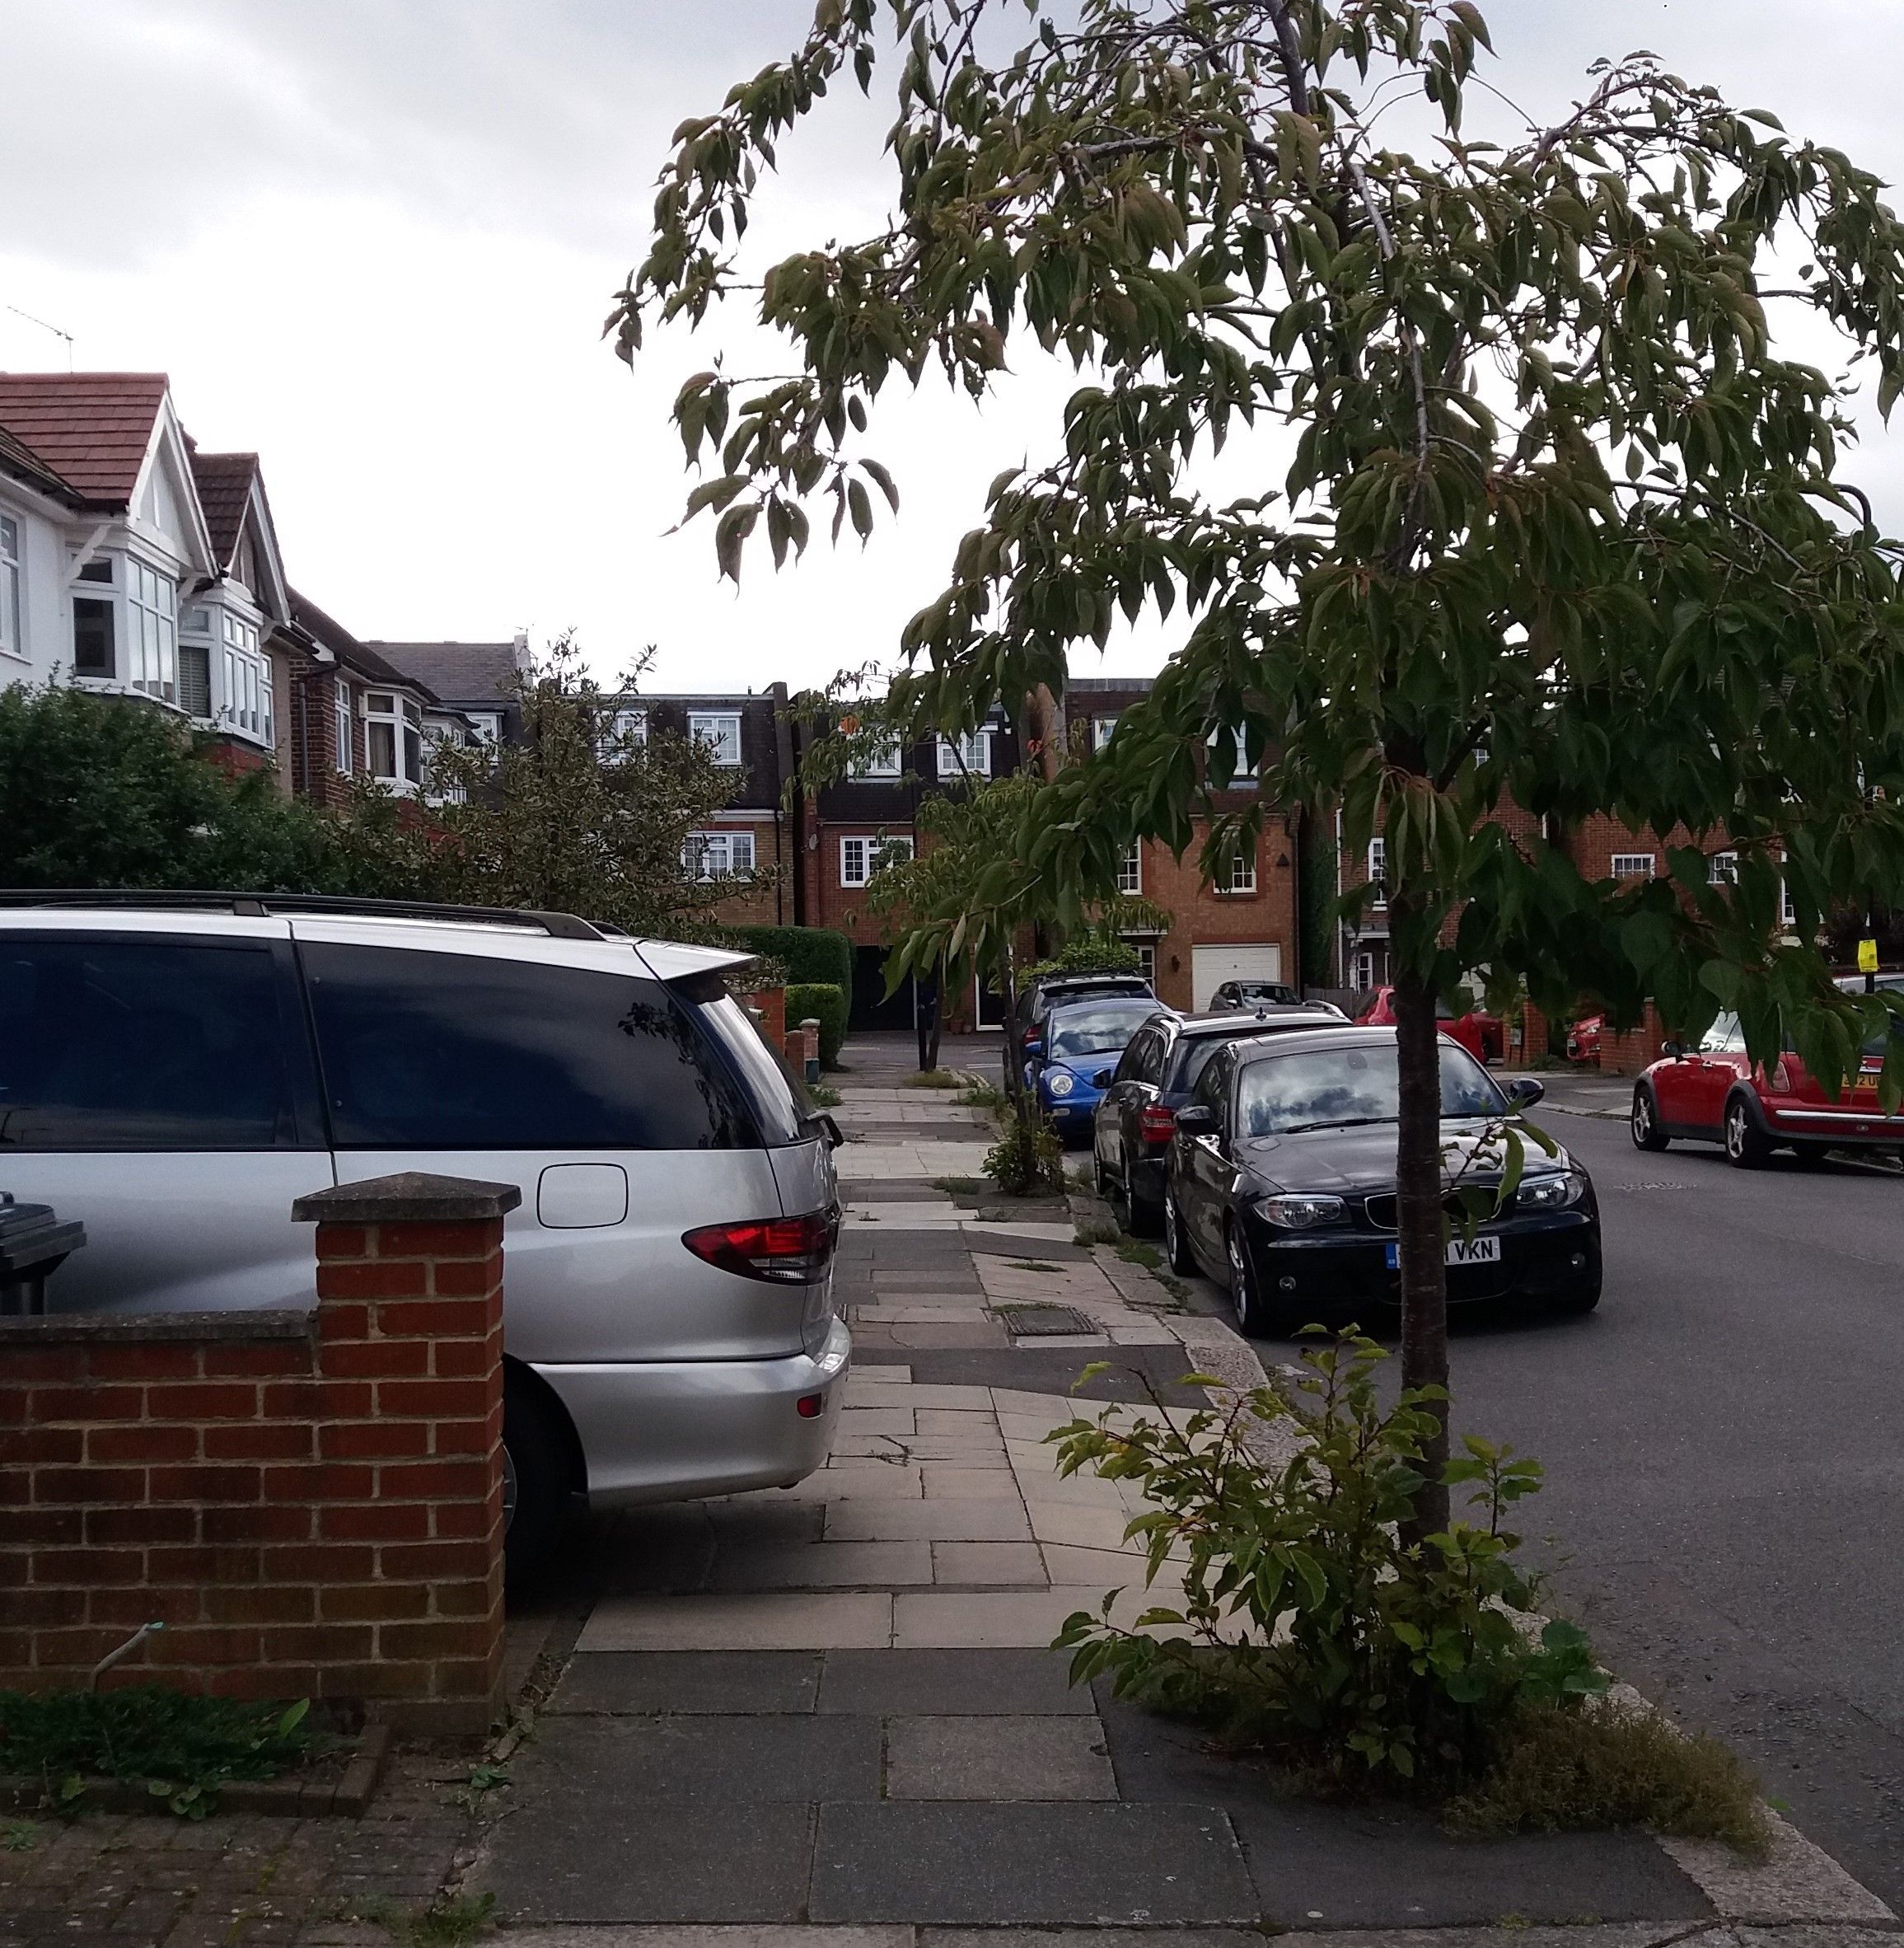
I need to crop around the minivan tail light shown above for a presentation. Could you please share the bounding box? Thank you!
[1138,1104,1178,1145]
[682,1209,837,1284]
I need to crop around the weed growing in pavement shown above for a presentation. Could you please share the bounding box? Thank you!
[1,1821,35,1851]
[0,1688,320,1817]
[931,1174,988,1196]
[957,1080,1008,1112]
[1074,1220,1121,1248]
[805,1082,843,1108]
[1048,1333,1770,1852]
[1444,1700,1768,1855]
[983,1103,1064,1196]
[903,1069,961,1088]
[1115,1239,1163,1270]
[380,1891,498,1947]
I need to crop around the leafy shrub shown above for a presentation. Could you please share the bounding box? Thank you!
[1018,927,1143,983]
[732,925,853,1016]
[0,1686,317,1816]
[984,1103,1064,1196]
[1051,1334,1606,1786]
[786,981,848,1065]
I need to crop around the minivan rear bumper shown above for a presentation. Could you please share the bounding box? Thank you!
[536,1316,851,1510]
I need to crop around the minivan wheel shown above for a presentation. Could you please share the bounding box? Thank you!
[1724,1093,1771,1169]
[1163,1189,1197,1275]
[503,1366,572,1583]
[1630,1086,1669,1152]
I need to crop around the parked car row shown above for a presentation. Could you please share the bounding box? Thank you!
[0,893,850,1575]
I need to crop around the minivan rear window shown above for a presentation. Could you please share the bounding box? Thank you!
[0,938,298,1150]
[688,988,807,1147]
[302,944,755,1150]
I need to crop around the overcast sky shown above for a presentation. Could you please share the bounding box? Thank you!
[3,0,1902,693]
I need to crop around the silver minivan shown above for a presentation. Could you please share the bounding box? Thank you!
[0,895,850,1571]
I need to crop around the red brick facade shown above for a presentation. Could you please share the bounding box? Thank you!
[0,1178,510,1733]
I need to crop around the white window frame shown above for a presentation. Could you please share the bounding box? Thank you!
[1092,715,1119,752]
[682,830,757,882]
[0,513,21,662]
[1207,726,1256,782]
[597,706,648,760]
[335,683,353,775]
[689,709,742,766]
[840,832,915,888]
[1612,853,1655,880]
[1130,940,1158,983]
[1780,854,1797,929]
[1219,845,1258,895]
[466,711,503,747]
[126,555,178,705]
[937,729,990,779]
[1116,841,1142,896]
[850,736,903,779]
[218,610,271,746]
[423,723,468,804]
[1708,850,1738,885]
[366,689,424,792]
[1368,836,1387,910]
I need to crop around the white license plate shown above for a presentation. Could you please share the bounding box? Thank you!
[1384,1235,1503,1270]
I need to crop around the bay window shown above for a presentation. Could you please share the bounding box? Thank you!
[219,611,271,744]
[367,691,424,791]
[0,514,20,660]
[73,556,115,678]
[127,558,177,703]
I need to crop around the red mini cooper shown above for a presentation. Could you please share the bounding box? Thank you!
[1630,981,1904,1166]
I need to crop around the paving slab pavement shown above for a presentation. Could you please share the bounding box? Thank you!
[470,1034,1894,1940]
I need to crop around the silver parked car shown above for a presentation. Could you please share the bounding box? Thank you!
[0,894,850,1571]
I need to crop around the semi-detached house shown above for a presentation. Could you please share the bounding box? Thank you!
[0,372,470,799]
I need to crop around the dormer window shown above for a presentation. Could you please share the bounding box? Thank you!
[219,611,271,745]
[937,730,990,779]
[367,691,423,791]
[689,710,742,766]
[597,708,648,760]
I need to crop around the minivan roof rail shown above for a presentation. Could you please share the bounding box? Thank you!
[0,889,616,942]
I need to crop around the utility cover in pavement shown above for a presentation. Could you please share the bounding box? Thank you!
[993,1303,1097,1336]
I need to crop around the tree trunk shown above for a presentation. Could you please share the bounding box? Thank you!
[1392,972,1452,1542]
[999,949,1024,1107]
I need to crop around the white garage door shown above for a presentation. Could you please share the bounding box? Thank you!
[1191,944,1284,1012]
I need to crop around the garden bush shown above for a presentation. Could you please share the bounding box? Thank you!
[785,981,848,1065]
[732,925,853,1016]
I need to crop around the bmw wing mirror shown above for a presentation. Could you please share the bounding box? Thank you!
[1506,1076,1545,1109]
[1174,1105,1219,1138]
[1092,1069,1115,1089]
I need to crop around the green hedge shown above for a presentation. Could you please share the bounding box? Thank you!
[732,925,854,1018]
[786,982,849,1066]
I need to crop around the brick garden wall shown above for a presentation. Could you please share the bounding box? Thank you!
[0,1176,514,1733]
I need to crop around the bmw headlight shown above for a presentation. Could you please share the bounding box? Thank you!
[1517,1171,1584,1210]
[1046,1069,1075,1098]
[1257,1194,1348,1229]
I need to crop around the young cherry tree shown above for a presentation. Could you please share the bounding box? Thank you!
[617,0,1904,1530]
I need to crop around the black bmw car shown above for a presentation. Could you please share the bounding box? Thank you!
[1163,1026,1602,1337]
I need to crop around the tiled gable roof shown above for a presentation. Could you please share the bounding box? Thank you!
[0,423,82,507]
[365,639,523,705]
[288,589,442,700]
[0,372,168,508]
[189,449,258,569]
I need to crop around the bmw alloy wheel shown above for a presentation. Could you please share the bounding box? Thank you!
[1225,1225,1256,1332]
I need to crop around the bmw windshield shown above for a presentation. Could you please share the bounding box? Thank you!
[1235,1042,1504,1137]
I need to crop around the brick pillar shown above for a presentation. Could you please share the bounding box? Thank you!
[752,985,787,1048]
[292,1172,519,1735]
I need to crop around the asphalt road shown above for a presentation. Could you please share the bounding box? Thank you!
[1205,1092,1904,1905]
[1451,1104,1904,1907]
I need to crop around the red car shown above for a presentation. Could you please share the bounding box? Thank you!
[1565,1014,1604,1065]
[1630,990,1904,1165]
[1355,986,1504,1065]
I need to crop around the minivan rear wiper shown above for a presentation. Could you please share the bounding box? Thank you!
[1278,1115,1397,1134]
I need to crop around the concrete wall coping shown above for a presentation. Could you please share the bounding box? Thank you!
[0,1309,313,1344]
[292,1172,523,1225]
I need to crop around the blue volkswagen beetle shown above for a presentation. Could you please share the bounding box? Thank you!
[1033,995,1173,1145]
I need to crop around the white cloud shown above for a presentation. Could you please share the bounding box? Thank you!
[2,0,1900,691]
